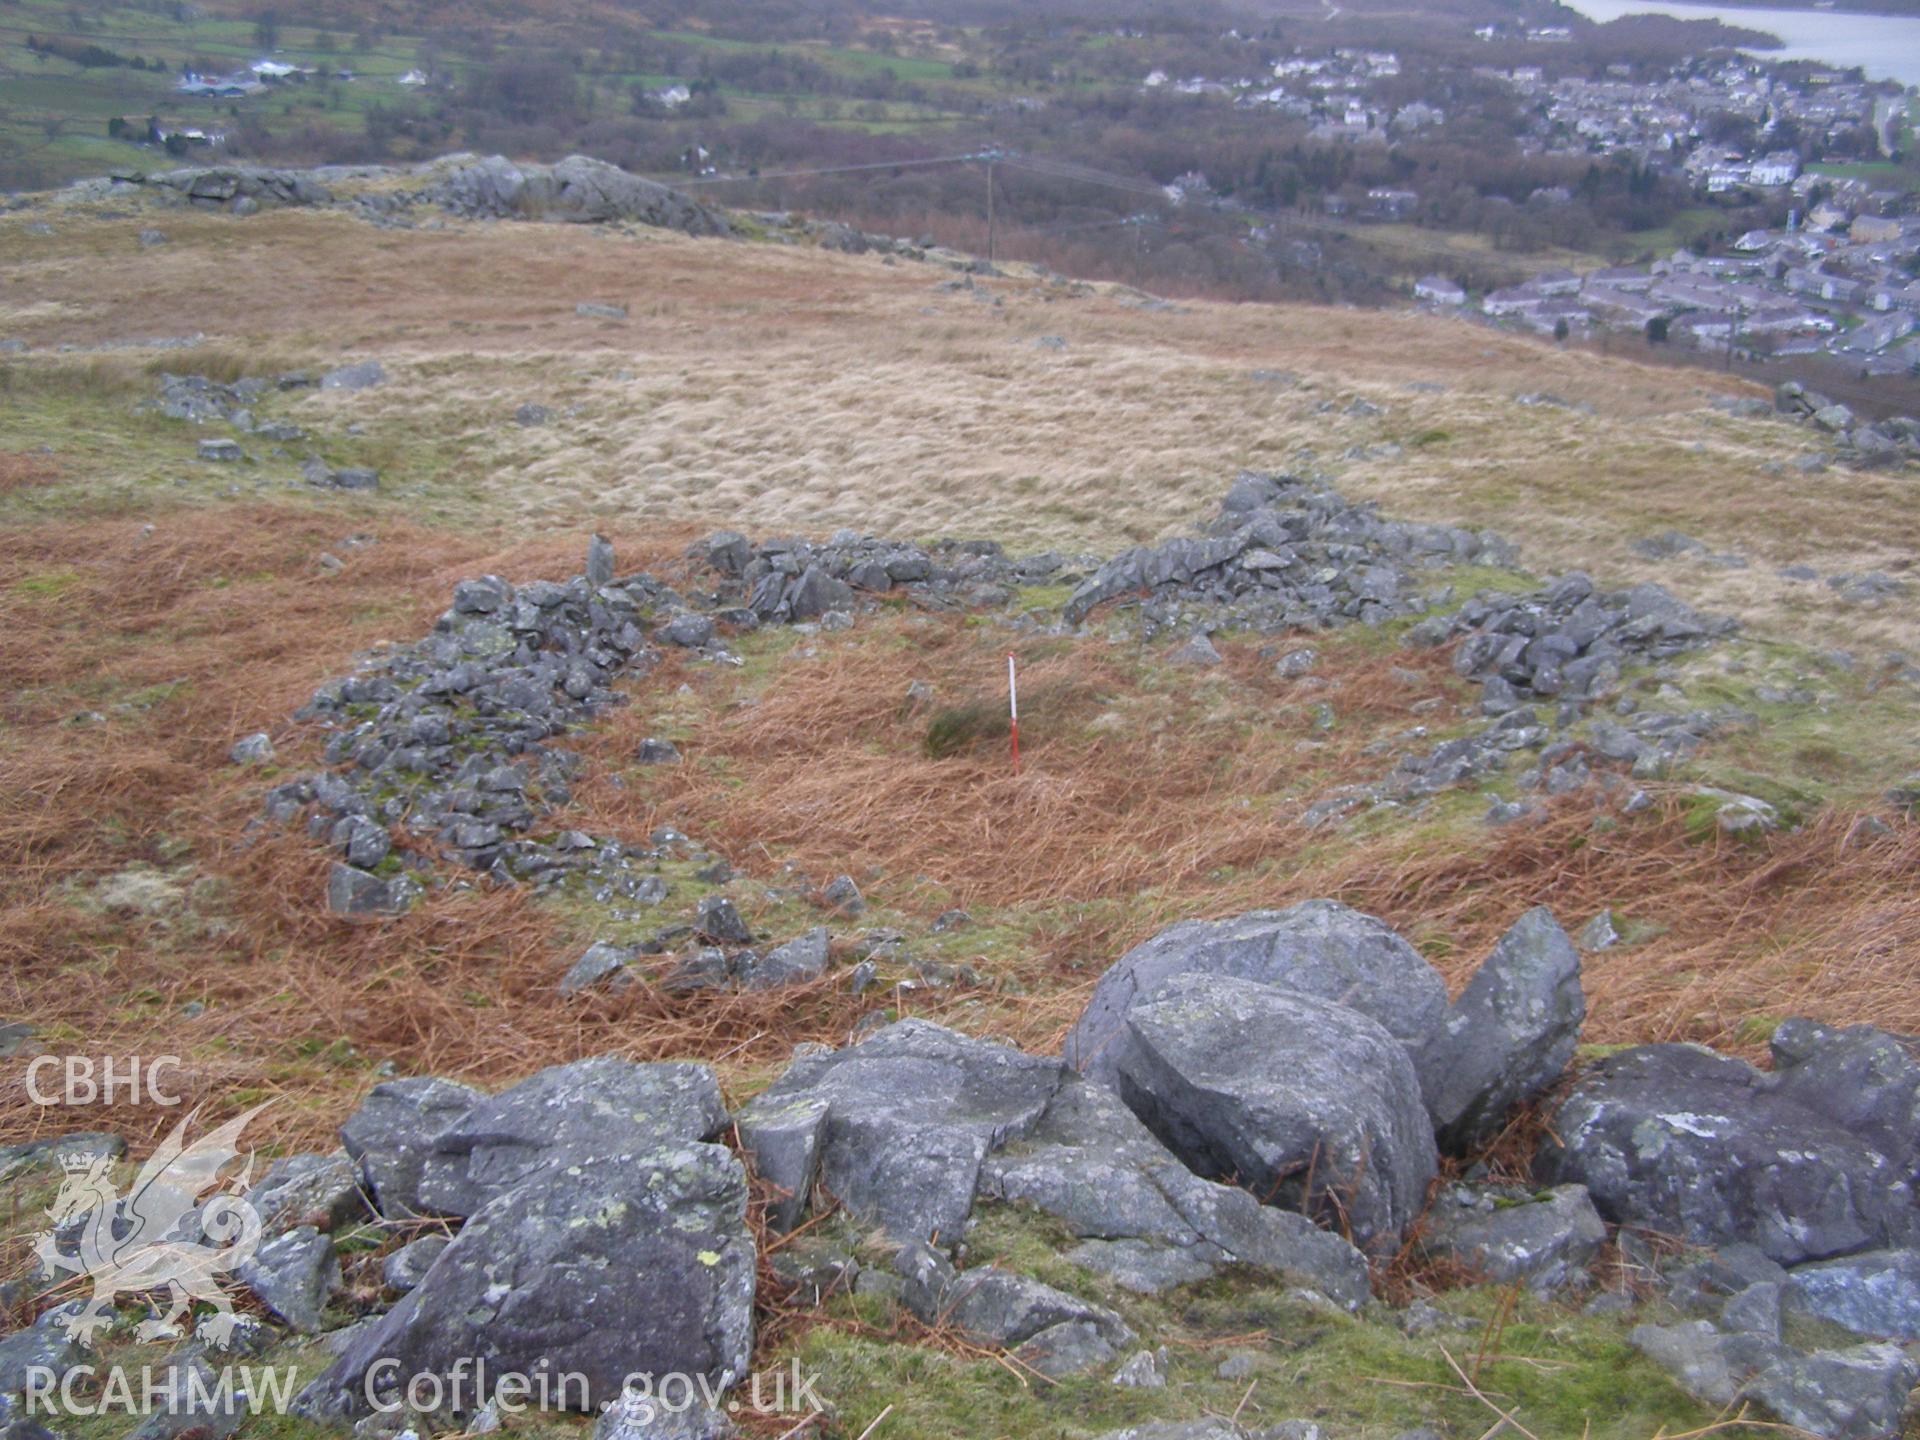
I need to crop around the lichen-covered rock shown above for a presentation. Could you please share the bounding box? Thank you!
[1785,1248,1920,1341]
[1537,1044,1915,1264]
[1107,972,1437,1252]
[1421,907,1585,1151]
[1065,901,1447,1087]
[412,1057,728,1218]
[295,1144,754,1422]
[739,1020,1064,1243]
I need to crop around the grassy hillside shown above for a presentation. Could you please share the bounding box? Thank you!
[3,190,1919,1439]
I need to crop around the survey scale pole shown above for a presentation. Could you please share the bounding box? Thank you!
[1008,652,1020,775]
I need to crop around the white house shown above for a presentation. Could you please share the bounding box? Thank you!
[1414,275,1466,305]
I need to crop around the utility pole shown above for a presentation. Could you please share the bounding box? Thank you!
[1727,301,1743,371]
[984,150,996,267]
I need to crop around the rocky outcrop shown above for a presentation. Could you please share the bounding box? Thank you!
[1061,473,1509,628]
[1776,382,1919,470]
[424,154,730,235]
[106,154,728,238]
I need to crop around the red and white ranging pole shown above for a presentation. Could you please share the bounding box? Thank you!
[1008,653,1021,775]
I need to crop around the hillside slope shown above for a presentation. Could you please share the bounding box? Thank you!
[3,173,1920,1440]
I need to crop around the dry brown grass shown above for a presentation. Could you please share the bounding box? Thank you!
[5,201,1909,651]
[0,510,1017,1159]
[0,494,1912,1263]
[0,451,59,494]
[3,203,1918,1176]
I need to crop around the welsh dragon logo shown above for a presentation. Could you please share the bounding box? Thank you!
[33,1103,272,1346]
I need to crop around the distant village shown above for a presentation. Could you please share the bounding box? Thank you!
[1144,38,1916,374]
[1419,183,1920,377]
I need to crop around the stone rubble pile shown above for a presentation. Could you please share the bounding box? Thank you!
[1774,381,1920,470]
[691,526,1096,620]
[1060,472,1514,631]
[262,547,677,916]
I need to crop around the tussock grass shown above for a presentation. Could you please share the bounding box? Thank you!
[6,203,1904,649]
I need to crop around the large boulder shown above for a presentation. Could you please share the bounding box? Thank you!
[1537,1045,1916,1264]
[1421,907,1585,1151]
[295,1144,753,1423]
[1064,901,1447,1087]
[413,1058,728,1217]
[980,1074,1370,1307]
[1106,973,1437,1252]
[737,1020,1064,1244]
[339,1076,486,1218]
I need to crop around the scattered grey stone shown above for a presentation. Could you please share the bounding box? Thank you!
[575,301,628,321]
[1171,631,1223,666]
[822,875,866,916]
[319,360,386,392]
[560,940,637,995]
[514,403,553,428]
[739,926,831,990]
[228,732,275,765]
[326,863,414,917]
[198,438,243,462]
[0,1022,37,1059]
[1577,909,1621,951]
[1111,1349,1167,1388]
[636,737,681,765]
[696,896,752,944]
